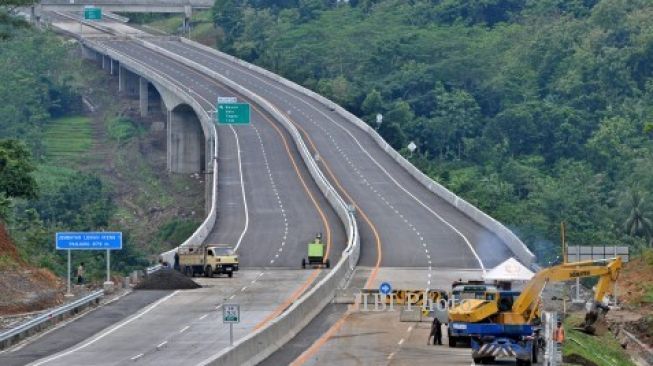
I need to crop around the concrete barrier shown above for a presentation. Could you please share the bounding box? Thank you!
[177,37,535,268]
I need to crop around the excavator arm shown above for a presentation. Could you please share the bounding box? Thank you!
[511,257,622,322]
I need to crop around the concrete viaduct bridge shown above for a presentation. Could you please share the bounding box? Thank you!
[83,43,210,175]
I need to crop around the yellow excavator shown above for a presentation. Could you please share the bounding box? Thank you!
[448,257,622,365]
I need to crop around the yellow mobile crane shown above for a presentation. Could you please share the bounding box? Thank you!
[448,257,622,365]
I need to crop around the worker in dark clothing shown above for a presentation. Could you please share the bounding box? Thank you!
[429,317,443,345]
[173,252,180,271]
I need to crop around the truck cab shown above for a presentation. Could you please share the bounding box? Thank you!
[179,244,239,278]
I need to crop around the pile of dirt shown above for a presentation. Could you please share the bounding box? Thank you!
[619,255,653,306]
[134,269,201,290]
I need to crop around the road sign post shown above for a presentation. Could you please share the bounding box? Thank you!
[66,249,72,297]
[223,303,240,346]
[379,282,392,295]
[216,103,250,125]
[83,6,102,20]
[56,232,122,292]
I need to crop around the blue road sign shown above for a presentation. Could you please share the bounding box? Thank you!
[56,232,122,250]
[379,281,392,295]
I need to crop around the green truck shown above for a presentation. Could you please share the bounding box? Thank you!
[301,234,330,269]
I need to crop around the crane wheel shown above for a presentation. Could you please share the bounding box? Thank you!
[205,266,213,278]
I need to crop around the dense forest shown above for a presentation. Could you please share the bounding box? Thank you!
[212,0,653,261]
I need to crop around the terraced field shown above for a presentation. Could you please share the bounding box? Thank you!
[43,116,93,164]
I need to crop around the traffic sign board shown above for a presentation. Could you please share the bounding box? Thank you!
[217,103,250,125]
[83,6,102,20]
[379,282,392,295]
[56,232,122,250]
[223,304,240,323]
[217,97,237,104]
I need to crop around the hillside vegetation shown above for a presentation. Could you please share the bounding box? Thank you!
[0,11,203,283]
[212,0,653,261]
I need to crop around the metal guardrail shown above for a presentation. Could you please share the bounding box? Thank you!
[145,264,162,275]
[0,290,104,349]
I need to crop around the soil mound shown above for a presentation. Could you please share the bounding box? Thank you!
[135,269,201,290]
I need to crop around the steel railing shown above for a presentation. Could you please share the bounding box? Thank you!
[0,289,104,349]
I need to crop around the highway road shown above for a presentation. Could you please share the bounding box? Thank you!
[23,19,346,365]
[150,39,514,280]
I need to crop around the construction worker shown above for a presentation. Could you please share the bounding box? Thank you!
[429,317,443,345]
[77,262,85,285]
[554,320,565,343]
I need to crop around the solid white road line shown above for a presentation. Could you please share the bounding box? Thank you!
[229,124,249,252]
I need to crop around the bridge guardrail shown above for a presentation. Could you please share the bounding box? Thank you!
[131,39,360,366]
[0,290,104,350]
[145,264,162,275]
[177,37,535,268]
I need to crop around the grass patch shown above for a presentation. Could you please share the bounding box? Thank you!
[107,116,141,143]
[0,254,18,270]
[142,10,216,41]
[32,164,78,191]
[157,219,199,247]
[563,315,635,366]
[148,14,184,34]
[43,116,93,163]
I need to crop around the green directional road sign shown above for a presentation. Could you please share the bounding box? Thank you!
[217,103,250,125]
[84,6,102,20]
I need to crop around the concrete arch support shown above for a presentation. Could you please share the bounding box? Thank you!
[150,80,184,112]
[168,104,205,174]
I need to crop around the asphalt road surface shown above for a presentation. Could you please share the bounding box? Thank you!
[27,271,318,366]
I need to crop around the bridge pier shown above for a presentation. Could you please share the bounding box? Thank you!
[167,105,205,173]
[102,55,109,72]
[110,59,118,76]
[139,77,149,117]
[118,65,139,98]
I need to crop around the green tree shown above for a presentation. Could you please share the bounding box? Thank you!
[622,190,653,241]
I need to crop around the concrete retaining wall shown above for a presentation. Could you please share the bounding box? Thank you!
[178,37,535,268]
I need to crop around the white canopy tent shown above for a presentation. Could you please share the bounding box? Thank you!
[483,257,535,282]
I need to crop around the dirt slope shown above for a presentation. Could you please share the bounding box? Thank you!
[0,222,63,315]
